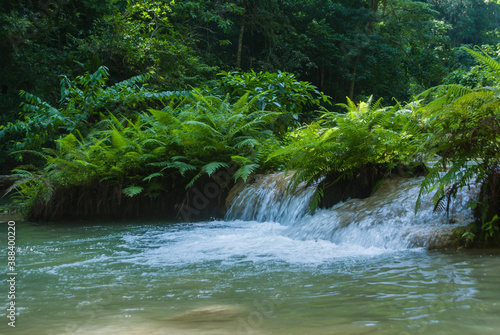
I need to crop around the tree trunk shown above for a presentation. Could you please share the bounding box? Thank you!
[236,1,247,69]
[348,56,359,100]
[320,64,325,92]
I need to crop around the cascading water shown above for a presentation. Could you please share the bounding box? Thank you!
[9,173,500,335]
[226,172,477,249]
[225,172,317,224]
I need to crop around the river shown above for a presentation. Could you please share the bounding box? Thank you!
[2,175,500,334]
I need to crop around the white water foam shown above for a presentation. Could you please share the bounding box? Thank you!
[226,173,477,249]
[122,220,393,267]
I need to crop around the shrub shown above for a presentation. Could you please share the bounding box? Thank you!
[416,47,500,243]
[8,91,281,218]
[218,70,330,132]
[270,96,425,206]
[0,66,189,156]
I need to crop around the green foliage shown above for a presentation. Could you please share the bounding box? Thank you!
[416,47,500,240]
[76,0,217,87]
[271,95,425,189]
[9,90,281,209]
[144,91,281,186]
[280,0,454,101]
[483,214,500,240]
[122,185,144,198]
[3,0,500,227]
[0,66,189,156]
[218,70,330,129]
[443,66,494,88]
[5,167,52,215]
[426,0,500,46]
[443,45,500,87]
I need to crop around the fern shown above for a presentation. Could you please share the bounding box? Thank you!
[162,161,197,177]
[233,164,259,182]
[2,66,187,154]
[200,162,229,177]
[465,47,500,79]
[414,46,500,239]
[123,185,144,197]
[276,95,425,195]
[142,172,164,182]
[9,86,285,214]
[309,187,324,213]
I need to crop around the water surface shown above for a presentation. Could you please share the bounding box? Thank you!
[2,219,500,335]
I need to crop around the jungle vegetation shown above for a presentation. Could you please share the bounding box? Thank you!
[1,0,500,244]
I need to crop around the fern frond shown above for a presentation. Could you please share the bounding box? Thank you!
[185,172,202,189]
[464,47,500,78]
[200,162,229,177]
[123,185,144,197]
[309,187,324,213]
[161,161,197,176]
[233,164,259,182]
[142,172,164,182]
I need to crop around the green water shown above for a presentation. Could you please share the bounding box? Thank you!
[2,220,500,335]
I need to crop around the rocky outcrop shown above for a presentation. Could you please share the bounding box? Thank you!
[409,225,465,249]
[26,168,235,222]
[317,163,427,209]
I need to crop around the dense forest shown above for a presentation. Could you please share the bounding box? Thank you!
[1,0,500,244]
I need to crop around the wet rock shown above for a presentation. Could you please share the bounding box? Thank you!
[226,172,296,210]
[25,167,236,222]
[474,168,500,232]
[225,177,252,209]
[318,164,388,209]
[0,214,23,222]
[409,226,465,249]
[318,163,428,210]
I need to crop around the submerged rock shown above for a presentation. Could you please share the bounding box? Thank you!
[409,225,465,249]
[168,305,247,322]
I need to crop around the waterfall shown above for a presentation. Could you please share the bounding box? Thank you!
[226,173,477,249]
[225,172,317,224]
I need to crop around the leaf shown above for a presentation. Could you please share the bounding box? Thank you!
[201,162,229,177]
[235,138,259,150]
[161,161,197,176]
[185,172,202,189]
[231,155,252,165]
[233,164,259,182]
[122,185,144,197]
[111,128,127,149]
[309,187,324,213]
[142,172,163,182]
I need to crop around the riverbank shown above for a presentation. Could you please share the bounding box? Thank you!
[0,213,23,222]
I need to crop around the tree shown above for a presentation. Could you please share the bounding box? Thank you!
[280,0,449,102]
[425,0,500,46]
